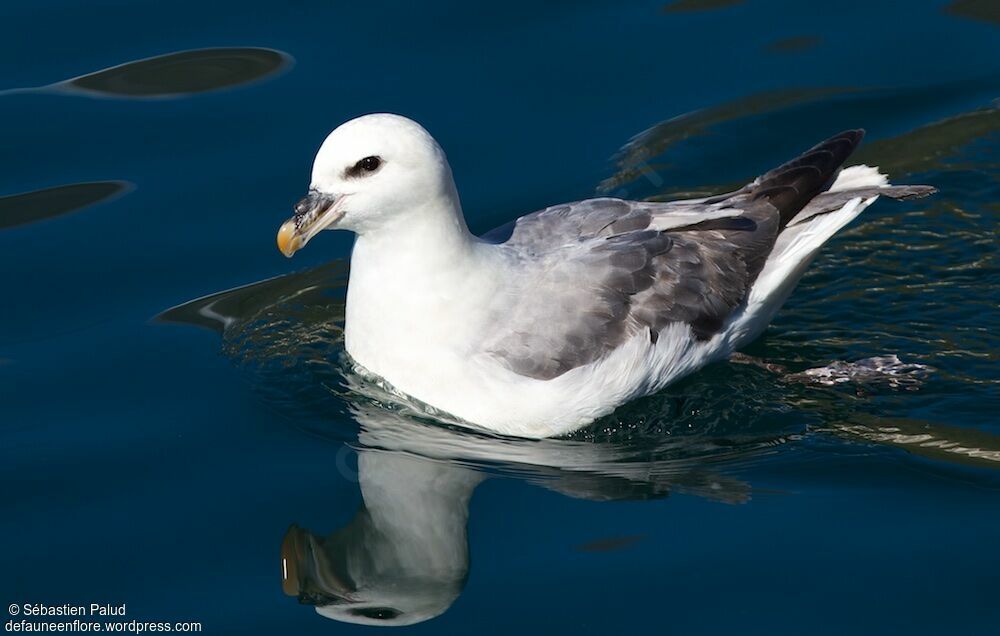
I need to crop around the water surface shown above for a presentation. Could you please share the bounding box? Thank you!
[2,1,998,634]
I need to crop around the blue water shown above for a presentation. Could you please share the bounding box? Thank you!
[2,0,999,634]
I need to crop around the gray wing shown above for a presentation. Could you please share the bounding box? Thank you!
[481,197,779,381]
[480,130,933,381]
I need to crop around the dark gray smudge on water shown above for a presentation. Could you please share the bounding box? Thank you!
[944,0,1000,25]
[0,47,293,99]
[661,0,744,13]
[763,35,823,54]
[0,181,131,230]
[63,47,292,98]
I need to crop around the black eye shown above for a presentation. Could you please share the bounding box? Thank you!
[350,607,401,621]
[345,155,384,179]
[359,156,381,172]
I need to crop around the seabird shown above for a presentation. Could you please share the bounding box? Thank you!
[276,113,935,438]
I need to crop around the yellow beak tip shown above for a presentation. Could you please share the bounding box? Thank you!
[277,221,300,258]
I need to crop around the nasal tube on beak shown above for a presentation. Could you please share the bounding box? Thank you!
[276,191,336,258]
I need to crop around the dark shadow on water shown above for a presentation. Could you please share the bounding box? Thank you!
[763,35,822,54]
[2,47,292,99]
[157,261,347,335]
[0,181,131,230]
[854,104,1000,176]
[661,0,743,13]
[944,0,1000,25]
[575,534,646,552]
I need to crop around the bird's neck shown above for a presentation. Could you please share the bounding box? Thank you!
[344,190,491,379]
[356,189,475,267]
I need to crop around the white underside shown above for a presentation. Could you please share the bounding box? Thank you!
[344,166,887,438]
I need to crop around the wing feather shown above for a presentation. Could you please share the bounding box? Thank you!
[477,130,923,382]
[481,202,763,380]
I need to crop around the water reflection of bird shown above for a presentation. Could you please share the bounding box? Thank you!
[281,447,479,627]
[279,392,760,627]
[274,114,935,438]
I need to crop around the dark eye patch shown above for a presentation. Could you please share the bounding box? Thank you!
[345,155,383,178]
[350,607,401,620]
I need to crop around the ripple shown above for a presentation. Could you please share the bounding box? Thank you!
[0,181,131,230]
[4,47,292,99]
[575,535,646,552]
[854,103,1000,176]
[661,0,744,13]
[817,414,1000,470]
[597,86,856,195]
[944,0,1000,25]
[786,355,935,390]
[599,78,1000,199]
[763,35,823,54]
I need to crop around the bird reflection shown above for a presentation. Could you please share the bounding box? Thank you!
[277,386,759,626]
[280,443,479,627]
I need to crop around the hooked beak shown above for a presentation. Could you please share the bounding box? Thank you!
[276,191,346,258]
[281,523,357,603]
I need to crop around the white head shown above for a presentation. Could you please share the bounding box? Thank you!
[276,113,459,256]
